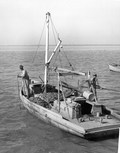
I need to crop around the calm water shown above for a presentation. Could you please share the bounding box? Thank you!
[0,46,120,153]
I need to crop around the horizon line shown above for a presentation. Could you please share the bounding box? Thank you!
[0,44,120,46]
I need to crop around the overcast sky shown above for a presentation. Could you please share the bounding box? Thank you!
[0,0,120,45]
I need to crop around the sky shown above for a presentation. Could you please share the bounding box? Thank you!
[0,0,120,45]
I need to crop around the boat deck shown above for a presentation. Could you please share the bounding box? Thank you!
[29,90,120,134]
[71,115,120,130]
[51,107,120,131]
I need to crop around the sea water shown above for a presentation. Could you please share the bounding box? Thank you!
[0,46,120,153]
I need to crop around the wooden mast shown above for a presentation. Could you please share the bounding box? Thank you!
[44,12,50,91]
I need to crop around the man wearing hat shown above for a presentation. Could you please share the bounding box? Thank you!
[17,65,30,98]
[91,74,100,102]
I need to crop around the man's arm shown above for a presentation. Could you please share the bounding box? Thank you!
[17,70,25,78]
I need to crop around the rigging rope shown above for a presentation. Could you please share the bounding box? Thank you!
[50,16,59,44]
[50,18,57,45]
[31,14,76,85]
[60,47,74,71]
[32,19,46,64]
[50,15,74,72]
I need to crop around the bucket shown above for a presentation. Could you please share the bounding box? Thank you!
[83,91,94,101]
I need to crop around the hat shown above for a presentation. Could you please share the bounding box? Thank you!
[93,74,97,77]
[19,65,23,69]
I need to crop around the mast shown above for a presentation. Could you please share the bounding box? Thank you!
[44,12,50,91]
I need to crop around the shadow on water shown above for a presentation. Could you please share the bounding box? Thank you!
[87,133,118,142]
[56,128,118,144]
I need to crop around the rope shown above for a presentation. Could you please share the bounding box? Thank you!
[61,47,74,71]
[50,19,57,45]
[30,14,75,86]
[50,16,59,42]
[32,19,46,64]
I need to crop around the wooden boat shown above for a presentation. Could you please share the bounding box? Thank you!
[109,63,120,72]
[19,12,120,139]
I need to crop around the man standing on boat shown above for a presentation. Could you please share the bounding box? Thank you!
[17,65,30,98]
[91,74,100,102]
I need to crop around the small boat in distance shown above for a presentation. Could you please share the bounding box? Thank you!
[19,12,120,139]
[109,63,120,72]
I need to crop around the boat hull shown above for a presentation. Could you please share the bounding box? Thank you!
[20,91,120,139]
[109,64,120,72]
[20,91,86,138]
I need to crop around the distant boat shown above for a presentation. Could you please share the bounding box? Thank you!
[19,12,120,139]
[109,63,120,72]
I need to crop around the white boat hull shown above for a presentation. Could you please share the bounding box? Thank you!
[20,90,120,139]
[109,64,120,72]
